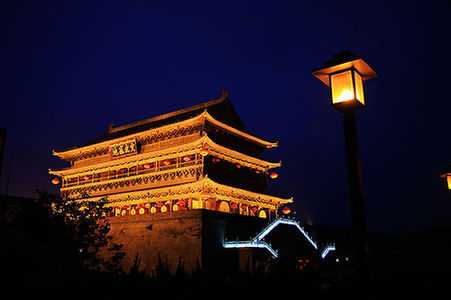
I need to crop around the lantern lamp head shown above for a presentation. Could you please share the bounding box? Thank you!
[51,177,60,185]
[312,52,376,112]
[441,173,451,190]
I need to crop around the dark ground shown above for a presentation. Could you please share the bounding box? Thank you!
[1,194,449,297]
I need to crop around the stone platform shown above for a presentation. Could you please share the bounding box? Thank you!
[107,209,269,275]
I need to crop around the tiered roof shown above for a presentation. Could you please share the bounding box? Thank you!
[50,91,290,207]
[53,91,277,161]
[49,135,281,177]
[81,176,293,208]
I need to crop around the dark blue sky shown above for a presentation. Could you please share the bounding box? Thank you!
[1,0,450,233]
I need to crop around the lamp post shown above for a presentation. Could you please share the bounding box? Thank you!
[313,52,377,283]
[0,128,5,181]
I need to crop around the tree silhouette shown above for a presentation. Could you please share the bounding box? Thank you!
[37,191,125,277]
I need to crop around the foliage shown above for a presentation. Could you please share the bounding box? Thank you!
[38,191,125,275]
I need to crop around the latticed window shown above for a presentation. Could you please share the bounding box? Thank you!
[118,168,128,178]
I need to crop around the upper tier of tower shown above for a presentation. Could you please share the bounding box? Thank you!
[53,90,278,167]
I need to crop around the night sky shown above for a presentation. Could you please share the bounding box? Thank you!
[2,0,450,234]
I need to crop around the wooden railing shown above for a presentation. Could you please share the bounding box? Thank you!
[62,163,204,198]
[63,154,201,188]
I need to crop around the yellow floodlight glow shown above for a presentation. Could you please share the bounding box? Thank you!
[313,56,375,111]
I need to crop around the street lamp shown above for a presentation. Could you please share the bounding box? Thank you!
[312,52,377,282]
[441,173,451,190]
[312,54,376,112]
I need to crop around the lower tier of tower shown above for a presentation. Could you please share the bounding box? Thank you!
[103,210,320,275]
[84,176,292,220]
[104,210,268,275]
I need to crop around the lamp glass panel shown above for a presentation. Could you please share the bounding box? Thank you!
[331,70,355,104]
[447,175,451,190]
[354,71,365,105]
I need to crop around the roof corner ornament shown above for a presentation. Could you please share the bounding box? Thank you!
[220,89,229,100]
[107,122,114,134]
[200,142,210,157]
[200,110,208,135]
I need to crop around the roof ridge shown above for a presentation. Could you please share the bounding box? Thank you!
[108,90,229,135]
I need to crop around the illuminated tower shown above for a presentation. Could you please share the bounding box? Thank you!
[49,91,292,273]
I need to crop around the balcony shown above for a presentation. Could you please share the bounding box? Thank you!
[61,158,203,199]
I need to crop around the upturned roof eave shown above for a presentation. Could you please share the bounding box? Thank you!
[53,111,278,160]
[73,176,293,205]
[49,135,281,177]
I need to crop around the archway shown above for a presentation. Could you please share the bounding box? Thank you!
[218,201,230,213]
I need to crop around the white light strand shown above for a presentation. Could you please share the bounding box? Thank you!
[321,245,336,259]
[223,217,320,258]
[253,218,318,249]
[223,240,278,258]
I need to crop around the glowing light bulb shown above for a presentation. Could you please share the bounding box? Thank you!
[270,171,279,179]
[337,89,354,102]
[282,206,291,215]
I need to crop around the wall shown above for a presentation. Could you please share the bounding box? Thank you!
[106,209,270,275]
[108,210,202,275]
